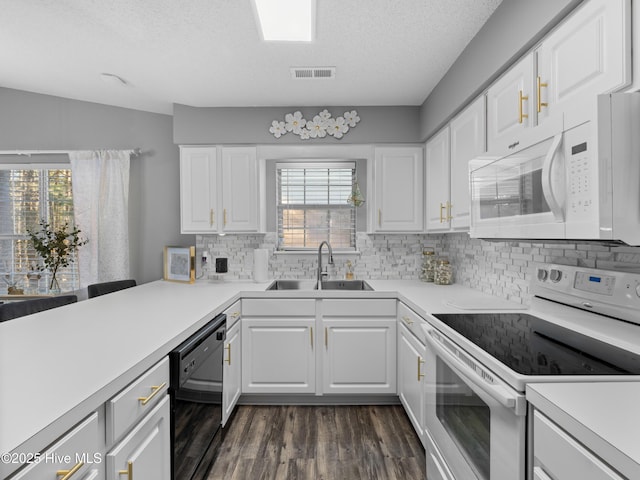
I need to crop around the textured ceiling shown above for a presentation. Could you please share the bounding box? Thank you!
[0,0,503,114]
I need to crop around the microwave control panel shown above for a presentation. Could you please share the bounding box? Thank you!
[564,121,595,221]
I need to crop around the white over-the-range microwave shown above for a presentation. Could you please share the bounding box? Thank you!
[469,93,640,244]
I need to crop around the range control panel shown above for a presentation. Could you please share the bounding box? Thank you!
[532,263,640,326]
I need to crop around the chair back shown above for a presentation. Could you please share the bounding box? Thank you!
[0,295,78,322]
[87,279,137,298]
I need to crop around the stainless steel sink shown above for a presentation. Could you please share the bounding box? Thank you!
[266,280,318,290]
[319,280,373,290]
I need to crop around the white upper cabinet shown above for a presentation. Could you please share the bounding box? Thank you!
[180,146,217,233]
[425,127,451,231]
[487,54,534,154]
[373,146,424,232]
[180,146,260,234]
[449,96,486,230]
[536,0,631,129]
[221,147,259,232]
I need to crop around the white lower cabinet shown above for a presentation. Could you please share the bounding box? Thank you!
[222,319,242,426]
[398,323,426,444]
[10,413,103,480]
[532,410,623,480]
[106,396,171,480]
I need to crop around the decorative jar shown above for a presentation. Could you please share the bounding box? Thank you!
[434,259,453,285]
[420,249,436,282]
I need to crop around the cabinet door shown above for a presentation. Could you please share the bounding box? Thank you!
[221,147,259,232]
[425,127,451,231]
[449,96,485,230]
[242,318,315,393]
[487,55,534,153]
[322,318,396,394]
[537,0,631,129]
[180,146,217,233]
[107,395,171,480]
[373,147,424,232]
[222,320,241,427]
[398,324,426,444]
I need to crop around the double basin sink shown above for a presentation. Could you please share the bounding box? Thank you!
[266,279,374,291]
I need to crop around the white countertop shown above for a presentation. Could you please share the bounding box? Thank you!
[527,382,640,479]
[0,278,522,477]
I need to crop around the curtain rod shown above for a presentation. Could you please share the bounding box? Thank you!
[0,148,141,156]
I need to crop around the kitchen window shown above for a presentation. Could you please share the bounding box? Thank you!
[276,162,356,250]
[0,165,77,292]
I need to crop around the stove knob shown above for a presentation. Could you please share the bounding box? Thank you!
[550,269,562,283]
[635,284,640,298]
[537,269,548,282]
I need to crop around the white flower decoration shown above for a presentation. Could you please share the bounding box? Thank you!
[269,120,286,138]
[327,116,349,139]
[299,128,311,140]
[306,117,328,138]
[318,109,332,121]
[269,109,359,140]
[285,111,306,134]
[343,110,360,128]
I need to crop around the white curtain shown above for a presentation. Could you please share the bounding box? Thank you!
[69,150,131,288]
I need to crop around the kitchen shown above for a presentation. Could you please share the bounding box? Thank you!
[2,0,640,479]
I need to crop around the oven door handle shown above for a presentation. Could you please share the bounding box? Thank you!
[423,326,526,416]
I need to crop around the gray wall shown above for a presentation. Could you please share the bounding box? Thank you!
[419,0,584,140]
[0,87,191,284]
[173,104,422,144]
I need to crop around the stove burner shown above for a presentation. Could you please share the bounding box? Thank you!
[432,313,640,376]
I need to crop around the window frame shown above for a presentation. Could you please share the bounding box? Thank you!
[276,160,357,252]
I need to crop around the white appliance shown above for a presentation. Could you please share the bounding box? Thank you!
[421,263,640,480]
[470,93,640,244]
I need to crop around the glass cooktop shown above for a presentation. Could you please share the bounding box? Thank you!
[431,312,640,376]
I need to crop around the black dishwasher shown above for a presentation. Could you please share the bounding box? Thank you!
[170,313,226,480]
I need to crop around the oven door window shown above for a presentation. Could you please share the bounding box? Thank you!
[436,357,490,480]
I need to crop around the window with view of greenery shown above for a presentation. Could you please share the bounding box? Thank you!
[0,166,77,293]
[277,162,356,251]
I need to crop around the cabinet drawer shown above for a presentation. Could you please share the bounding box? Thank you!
[106,357,169,445]
[242,299,315,317]
[533,410,623,480]
[322,299,396,317]
[11,413,100,480]
[224,300,241,328]
[397,302,427,342]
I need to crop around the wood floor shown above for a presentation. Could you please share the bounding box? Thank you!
[207,405,426,480]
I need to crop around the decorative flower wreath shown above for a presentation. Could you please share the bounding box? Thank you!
[269,109,360,140]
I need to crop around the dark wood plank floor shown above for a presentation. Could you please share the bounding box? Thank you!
[208,405,426,480]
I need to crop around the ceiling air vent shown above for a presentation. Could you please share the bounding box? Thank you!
[290,67,336,80]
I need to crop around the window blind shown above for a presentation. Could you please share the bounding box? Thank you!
[277,162,356,250]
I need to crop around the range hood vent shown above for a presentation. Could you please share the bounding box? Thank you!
[290,67,336,80]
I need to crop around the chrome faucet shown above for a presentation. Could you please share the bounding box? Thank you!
[317,241,334,287]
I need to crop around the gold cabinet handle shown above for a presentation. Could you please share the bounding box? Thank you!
[519,90,529,124]
[230,311,240,319]
[418,357,425,381]
[137,382,166,406]
[537,76,548,113]
[118,460,133,480]
[223,208,227,226]
[210,209,214,227]
[439,203,446,223]
[325,327,328,349]
[378,209,382,227]
[225,344,231,365]
[402,316,414,326]
[310,327,313,349]
[446,202,453,221]
[57,462,84,480]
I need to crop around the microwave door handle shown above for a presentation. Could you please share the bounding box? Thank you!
[542,133,564,221]
[423,326,525,415]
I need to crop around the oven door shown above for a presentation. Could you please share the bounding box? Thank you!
[422,325,527,480]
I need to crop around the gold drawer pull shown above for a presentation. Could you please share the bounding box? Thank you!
[402,316,414,326]
[119,460,133,480]
[418,357,425,381]
[225,344,231,365]
[230,312,240,319]
[138,382,166,406]
[57,462,84,480]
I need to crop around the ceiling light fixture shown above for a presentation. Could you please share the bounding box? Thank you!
[252,0,316,42]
